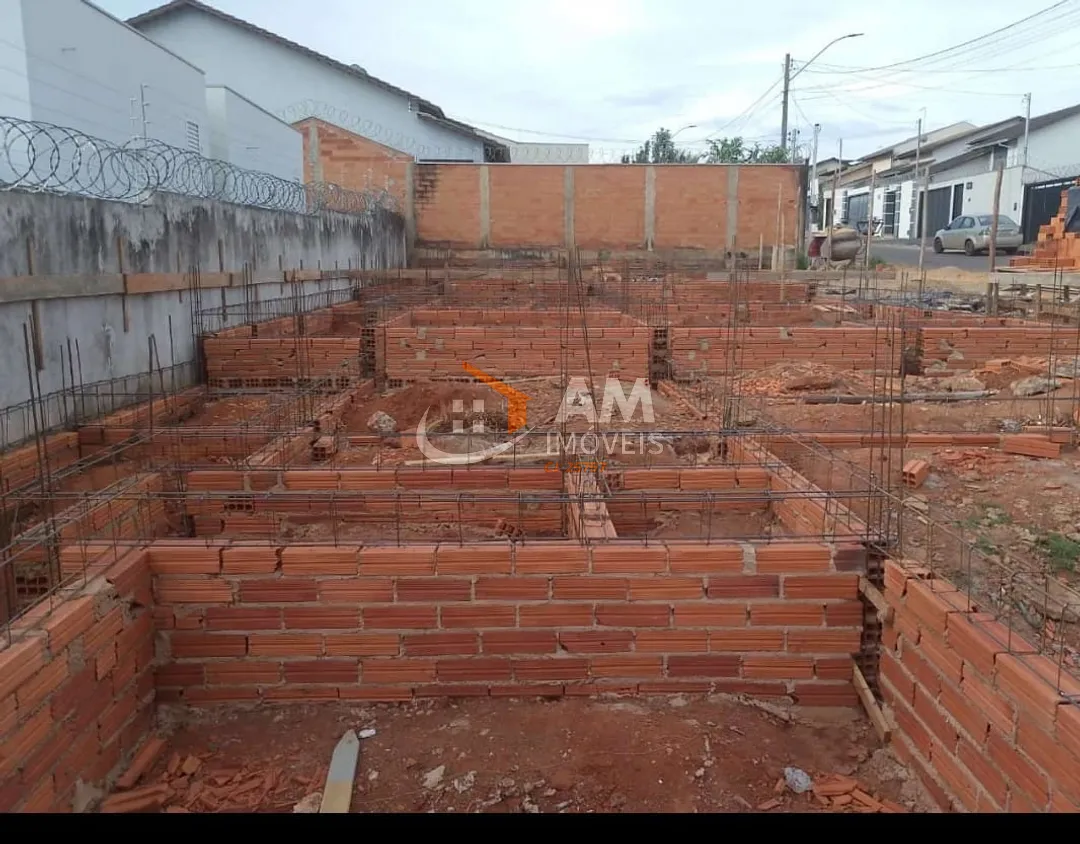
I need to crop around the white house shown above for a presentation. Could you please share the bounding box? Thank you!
[819,122,979,237]
[0,0,307,184]
[204,86,303,181]
[127,0,509,164]
[0,0,206,149]
[474,129,590,164]
[826,104,1080,243]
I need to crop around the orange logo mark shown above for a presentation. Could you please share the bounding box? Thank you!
[461,362,530,433]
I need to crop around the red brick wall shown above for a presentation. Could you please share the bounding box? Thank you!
[490,166,564,247]
[382,308,650,381]
[572,166,646,249]
[415,165,480,245]
[653,166,729,249]
[735,166,801,248]
[671,326,1076,376]
[151,539,862,706]
[296,118,410,204]
[203,337,363,382]
[0,548,156,813]
[412,164,802,251]
[880,559,1080,812]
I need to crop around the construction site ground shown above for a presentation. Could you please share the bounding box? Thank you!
[144,695,936,814]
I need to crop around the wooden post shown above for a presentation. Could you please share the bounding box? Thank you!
[988,162,1004,273]
[774,184,783,271]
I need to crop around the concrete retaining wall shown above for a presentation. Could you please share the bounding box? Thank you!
[0,189,407,443]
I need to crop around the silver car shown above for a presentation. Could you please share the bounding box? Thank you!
[933,214,1023,256]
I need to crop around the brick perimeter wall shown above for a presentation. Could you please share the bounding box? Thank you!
[411,163,802,251]
[0,548,156,813]
[152,539,862,706]
[880,559,1080,812]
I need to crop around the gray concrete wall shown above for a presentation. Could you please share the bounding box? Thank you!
[0,188,406,443]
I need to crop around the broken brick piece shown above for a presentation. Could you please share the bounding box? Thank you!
[99,783,171,814]
[116,736,168,791]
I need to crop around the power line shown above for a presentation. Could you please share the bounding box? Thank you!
[685,75,785,143]
[792,0,1075,76]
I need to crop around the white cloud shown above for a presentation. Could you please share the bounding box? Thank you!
[98,0,1080,159]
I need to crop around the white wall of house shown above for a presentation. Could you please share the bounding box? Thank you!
[508,142,590,164]
[1016,111,1080,180]
[205,86,302,181]
[0,0,33,119]
[135,7,485,162]
[11,0,207,149]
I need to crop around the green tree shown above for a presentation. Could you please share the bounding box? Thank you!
[702,137,789,164]
[621,127,701,164]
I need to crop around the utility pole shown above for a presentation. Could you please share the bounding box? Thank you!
[811,123,821,226]
[912,117,922,241]
[917,169,929,276]
[988,161,1005,273]
[1022,92,1031,170]
[780,53,791,156]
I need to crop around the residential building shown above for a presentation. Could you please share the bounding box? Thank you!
[128,0,508,164]
[0,0,306,184]
[204,86,302,181]
[474,129,590,164]
[817,122,978,236]
[821,104,1080,243]
[0,0,206,149]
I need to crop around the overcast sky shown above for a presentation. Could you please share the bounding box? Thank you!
[98,0,1080,161]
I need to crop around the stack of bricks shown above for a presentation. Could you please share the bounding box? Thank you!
[1010,182,1080,269]
[880,559,1080,812]
[382,309,651,381]
[151,539,862,706]
[0,547,157,813]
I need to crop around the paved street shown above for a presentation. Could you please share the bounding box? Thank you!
[869,241,1013,271]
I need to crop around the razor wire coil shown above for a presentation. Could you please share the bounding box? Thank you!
[0,115,399,215]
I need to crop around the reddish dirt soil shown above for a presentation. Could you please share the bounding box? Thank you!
[136,696,936,814]
[175,395,277,427]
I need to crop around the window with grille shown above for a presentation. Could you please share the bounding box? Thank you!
[185,121,200,152]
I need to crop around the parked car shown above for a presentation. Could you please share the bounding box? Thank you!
[933,214,1023,256]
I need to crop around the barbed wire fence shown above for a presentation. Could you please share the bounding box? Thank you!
[0,115,399,216]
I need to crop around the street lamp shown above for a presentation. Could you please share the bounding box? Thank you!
[781,33,863,154]
[672,124,697,138]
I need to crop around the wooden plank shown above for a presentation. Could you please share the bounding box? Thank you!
[319,729,360,814]
[0,273,125,302]
[852,662,891,743]
[858,576,893,623]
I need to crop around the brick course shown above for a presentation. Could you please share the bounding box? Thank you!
[0,549,156,813]
[152,539,861,705]
[880,559,1080,813]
